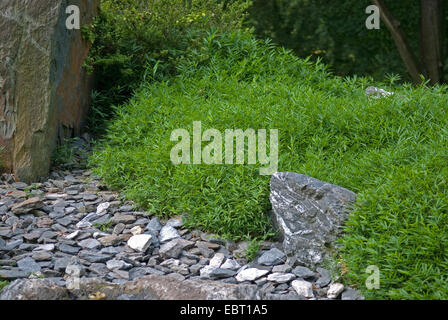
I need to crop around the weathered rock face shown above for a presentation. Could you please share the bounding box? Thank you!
[0,0,99,182]
[269,172,356,268]
[0,275,260,300]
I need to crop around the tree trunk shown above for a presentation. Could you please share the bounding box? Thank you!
[372,0,423,85]
[420,0,444,85]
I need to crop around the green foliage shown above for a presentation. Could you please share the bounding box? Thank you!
[52,139,76,167]
[245,240,261,261]
[93,220,113,233]
[248,0,443,81]
[0,281,8,292]
[90,30,448,299]
[85,0,251,135]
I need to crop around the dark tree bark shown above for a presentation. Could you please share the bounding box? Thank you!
[373,0,445,85]
[420,0,444,85]
[372,0,423,85]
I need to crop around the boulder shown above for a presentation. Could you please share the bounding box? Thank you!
[269,172,356,267]
[0,0,100,182]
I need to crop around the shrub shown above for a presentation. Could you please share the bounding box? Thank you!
[90,30,448,299]
[84,0,251,134]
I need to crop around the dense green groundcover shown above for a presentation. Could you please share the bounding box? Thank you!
[90,31,448,299]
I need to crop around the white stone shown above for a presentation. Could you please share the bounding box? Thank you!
[235,268,269,282]
[76,221,92,229]
[130,225,143,236]
[291,280,314,298]
[199,265,216,278]
[209,253,225,269]
[65,230,80,240]
[159,225,180,243]
[221,259,241,271]
[267,272,296,283]
[127,234,152,252]
[96,202,110,216]
[327,283,345,299]
[33,244,55,252]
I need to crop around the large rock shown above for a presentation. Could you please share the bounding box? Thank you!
[0,0,100,182]
[0,275,260,300]
[269,172,356,267]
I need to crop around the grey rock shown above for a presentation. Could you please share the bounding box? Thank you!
[17,257,41,273]
[159,238,194,259]
[257,248,286,266]
[272,264,292,273]
[159,226,180,243]
[341,288,364,300]
[209,268,237,279]
[5,239,23,250]
[53,257,72,272]
[166,218,183,228]
[327,283,344,299]
[267,272,296,283]
[221,259,241,271]
[291,279,314,298]
[79,238,102,250]
[0,269,30,280]
[58,243,80,255]
[316,267,332,288]
[269,172,356,267]
[79,251,111,263]
[292,266,316,279]
[146,217,163,233]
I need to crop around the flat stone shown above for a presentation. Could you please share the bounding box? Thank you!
[64,230,80,240]
[96,202,110,216]
[106,260,126,271]
[79,251,111,263]
[98,235,121,247]
[146,217,162,232]
[257,248,286,266]
[58,243,80,254]
[291,279,314,298]
[113,223,126,235]
[327,283,344,299]
[34,244,55,252]
[130,226,143,236]
[5,239,23,250]
[53,257,72,272]
[11,197,44,215]
[221,259,241,271]
[0,269,30,280]
[159,238,194,259]
[17,257,41,273]
[79,238,102,250]
[316,267,332,287]
[166,218,183,228]
[341,288,364,300]
[111,214,136,225]
[292,266,316,279]
[267,272,296,283]
[159,226,180,243]
[127,234,152,253]
[209,268,237,279]
[209,253,226,269]
[272,264,292,273]
[32,251,52,261]
[235,268,269,282]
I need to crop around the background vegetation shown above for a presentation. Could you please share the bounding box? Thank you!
[86,0,448,299]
